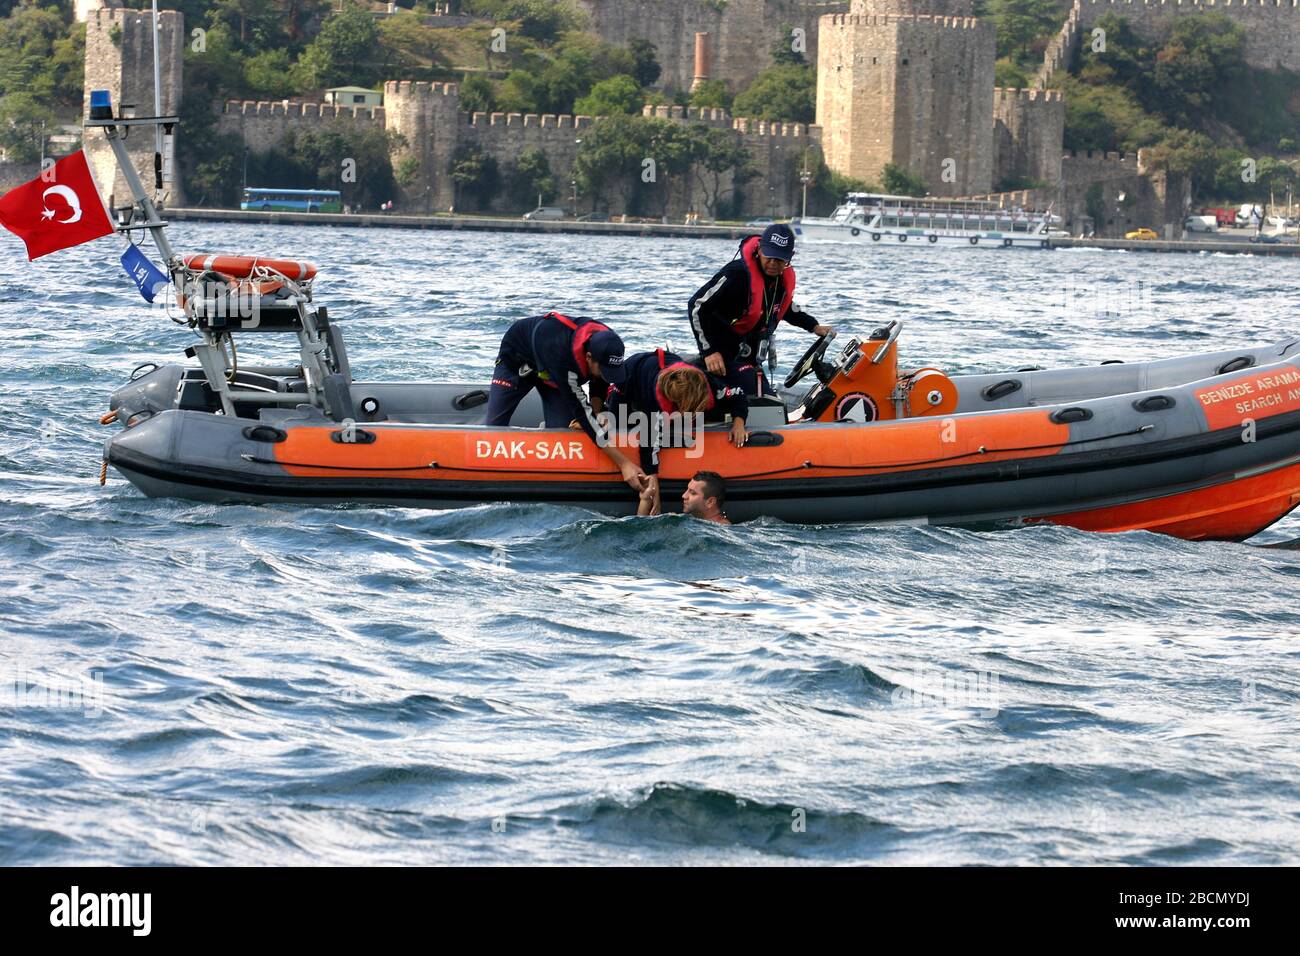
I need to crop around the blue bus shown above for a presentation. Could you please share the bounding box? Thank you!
[240,188,343,213]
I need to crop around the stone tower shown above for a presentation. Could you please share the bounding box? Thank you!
[384,81,464,212]
[816,0,995,196]
[82,8,184,208]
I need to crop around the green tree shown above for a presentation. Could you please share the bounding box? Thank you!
[296,1,381,89]
[459,73,497,114]
[377,10,450,79]
[689,79,732,111]
[244,49,295,98]
[449,142,500,210]
[572,113,653,212]
[462,0,583,43]
[574,74,642,116]
[507,146,554,208]
[187,137,243,207]
[1076,13,1148,89]
[732,63,815,124]
[628,37,660,88]
[497,70,539,113]
[0,91,55,163]
[769,29,804,66]
[881,162,927,197]
[646,118,694,217]
[688,125,753,220]
[286,123,404,208]
[993,58,1029,89]
[987,0,1060,61]
[0,4,77,102]
[1139,128,1219,197]
[1148,13,1247,127]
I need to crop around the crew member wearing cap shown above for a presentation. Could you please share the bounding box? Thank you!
[485,311,648,493]
[687,223,832,396]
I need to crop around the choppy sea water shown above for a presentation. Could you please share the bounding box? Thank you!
[2,226,1299,865]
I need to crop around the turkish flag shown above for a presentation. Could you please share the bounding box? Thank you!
[0,150,115,260]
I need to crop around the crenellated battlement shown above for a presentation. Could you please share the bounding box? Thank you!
[466,112,594,129]
[994,87,1065,103]
[1084,0,1300,10]
[733,117,812,138]
[641,104,735,127]
[221,99,385,122]
[384,80,459,98]
[1064,149,1137,161]
[1037,2,1082,88]
[824,13,985,27]
[89,7,182,26]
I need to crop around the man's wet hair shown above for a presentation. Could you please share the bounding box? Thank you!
[692,470,725,509]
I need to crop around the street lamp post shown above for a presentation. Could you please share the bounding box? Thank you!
[571,137,581,217]
[799,150,811,220]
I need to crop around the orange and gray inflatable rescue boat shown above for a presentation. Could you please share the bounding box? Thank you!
[101,255,1300,541]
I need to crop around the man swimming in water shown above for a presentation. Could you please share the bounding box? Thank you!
[679,470,731,525]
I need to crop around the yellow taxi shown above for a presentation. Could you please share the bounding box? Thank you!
[1125,228,1159,241]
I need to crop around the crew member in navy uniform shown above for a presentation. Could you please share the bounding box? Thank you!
[604,349,750,515]
[686,223,832,396]
[485,311,648,493]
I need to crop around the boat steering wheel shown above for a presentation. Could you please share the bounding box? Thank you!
[784,330,837,389]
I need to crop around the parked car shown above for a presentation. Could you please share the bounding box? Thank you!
[745,217,775,228]
[522,206,568,221]
[1249,233,1286,244]
[1184,215,1217,234]
[1125,227,1159,241]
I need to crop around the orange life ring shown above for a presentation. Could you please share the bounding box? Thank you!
[182,254,318,281]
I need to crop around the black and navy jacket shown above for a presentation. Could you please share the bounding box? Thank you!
[605,349,748,475]
[497,311,613,444]
[687,235,818,366]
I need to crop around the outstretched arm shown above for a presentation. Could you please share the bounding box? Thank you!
[786,305,831,337]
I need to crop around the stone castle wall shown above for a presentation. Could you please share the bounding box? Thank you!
[965,149,1190,237]
[82,8,185,207]
[577,0,849,92]
[216,100,387,152]
[1077,0,1300,71]
[993,87,1065,187]
[1036,1,1082,87]
[816,13,995,196]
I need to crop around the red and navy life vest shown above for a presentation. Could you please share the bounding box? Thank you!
[731,235,795,335]
[652,348,716,414]
[546,311,609,382]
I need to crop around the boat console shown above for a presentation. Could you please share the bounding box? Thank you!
[790,321,959,423]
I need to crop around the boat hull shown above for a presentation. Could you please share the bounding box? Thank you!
[104,356,1300,540]
[795,221,1052,248]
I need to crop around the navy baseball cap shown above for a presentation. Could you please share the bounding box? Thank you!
[587,329,627,384]
[759,223,795,261]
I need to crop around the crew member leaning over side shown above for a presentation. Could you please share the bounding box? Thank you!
[687,223,832,396]
[604,349,749,516]
[485,311,648,494]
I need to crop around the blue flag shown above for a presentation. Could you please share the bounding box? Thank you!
[120,244,169,302]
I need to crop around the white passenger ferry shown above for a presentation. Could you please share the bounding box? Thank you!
[793,193,1066,248]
